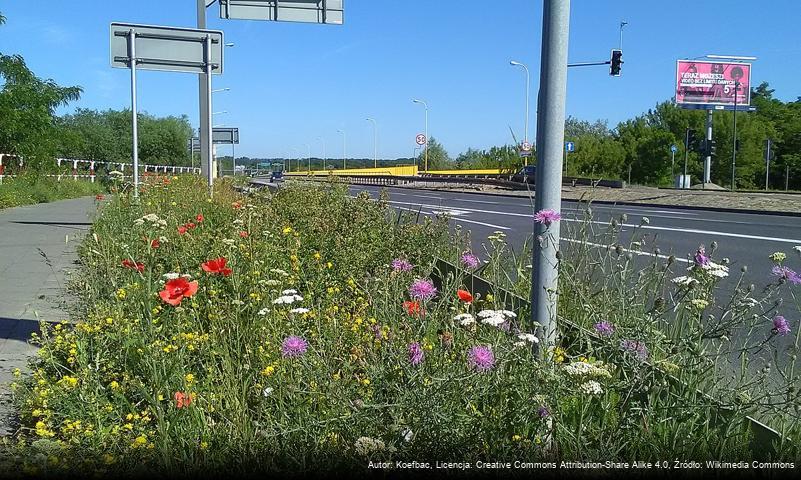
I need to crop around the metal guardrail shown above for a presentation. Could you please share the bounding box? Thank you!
[277,173,532,190]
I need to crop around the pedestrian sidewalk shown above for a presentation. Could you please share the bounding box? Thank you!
[0,196,97,435]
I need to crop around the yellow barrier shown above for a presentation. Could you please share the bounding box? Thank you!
[285,165,418,177]
[283,167,509,177]
[425,169,504,175]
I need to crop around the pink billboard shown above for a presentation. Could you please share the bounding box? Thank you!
[675,60,751,107]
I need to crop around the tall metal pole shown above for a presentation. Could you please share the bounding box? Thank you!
[704,109,713,185]
[765,139,771,191]
[366,118,378,168]
[129,30,139,199]
[197,0,212,186]
[683,127,690,189]
[531,0,570,351]
[204,34,214,194]
[338,129,346,170]
[671,149,675,178]
[731,81,739,190]
[232,142,236,176]
[510,61,530,166]
[413,99,429,171]
[317,137,326,170]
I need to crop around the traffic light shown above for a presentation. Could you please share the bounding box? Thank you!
[686,129,697,150]
[610,49,623,76]
[707,139,717,157]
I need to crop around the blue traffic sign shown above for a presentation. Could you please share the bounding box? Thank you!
[565,141,575,152]
[670,144,677,153]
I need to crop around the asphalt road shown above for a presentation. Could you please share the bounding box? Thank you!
[347,184,801,283]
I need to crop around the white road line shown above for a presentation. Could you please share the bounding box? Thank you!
[385,200,801,244]
[561,238,691,264]
[453,218,511,230]
[453,198,504,205]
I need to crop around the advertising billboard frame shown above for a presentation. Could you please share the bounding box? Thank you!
[675,60,751,109]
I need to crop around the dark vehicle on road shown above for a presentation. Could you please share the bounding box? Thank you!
[269,162,285,182]
[511,165,536,183]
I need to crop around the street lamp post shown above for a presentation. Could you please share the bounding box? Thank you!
[731,81,739,190]
[412,99,429,171]
[366,118,378,168]
[510,60,530,165]
[337,129,347,170]
[317,137,326,170]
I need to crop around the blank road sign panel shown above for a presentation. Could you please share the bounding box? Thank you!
[110,23,224,74]
[213,128,240,144]
[219,0,344,24]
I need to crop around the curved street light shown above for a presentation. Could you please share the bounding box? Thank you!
[366,118,378,169]
[510,60,530,164]
[412,99,428,171]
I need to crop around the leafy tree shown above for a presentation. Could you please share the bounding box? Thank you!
[0,11,82,169]
[416,137,452,170]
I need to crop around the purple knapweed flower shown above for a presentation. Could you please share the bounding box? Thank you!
[773,315,791,336]
[620,339,649,361]
[534,209,562,226]
[391,258,413,272]
[408,342,424,366]
[537,406,550,418]
[281,335,308,358]
[594,321,615,337]
[772,266,801,285]
[467,345,496,372]
[460,252,480,269]
[694,246,710,267]
[409,278,437,301]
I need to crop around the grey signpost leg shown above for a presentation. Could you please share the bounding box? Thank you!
[704,109,712,185]
[205,34,214,195]
[531,0,570,352]
[129,29,139,199]
[198,0,212,190]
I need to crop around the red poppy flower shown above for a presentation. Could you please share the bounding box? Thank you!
[196,214,204,223]
[403,300,424,317]
[174,391,194,408]
[177,225,188,235]
[201,257,232,277]
[150,238,160,249]
[159,278,199,306]
[457,289,474,303]
[239,231,249,238]
[163,178,171,185]
[121,259,145,272]
[186,222,197,230]
[95,194,105,201]
[232,201,242,210]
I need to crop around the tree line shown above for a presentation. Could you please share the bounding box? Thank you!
[2,9,799,188]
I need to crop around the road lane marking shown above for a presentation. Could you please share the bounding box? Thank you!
[453,218,511,230]
[384,200,801,244]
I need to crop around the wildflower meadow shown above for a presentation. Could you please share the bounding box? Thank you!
[3,175,801,475]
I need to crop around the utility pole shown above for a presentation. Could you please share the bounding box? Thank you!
[764,139,772,191]
[704,109,713,186]
[731,81,739,190]
[531,0,570,352]
[683,128,690,189]
[197,0,213,191]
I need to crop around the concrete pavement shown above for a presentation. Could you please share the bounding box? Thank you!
[0,196,96,435]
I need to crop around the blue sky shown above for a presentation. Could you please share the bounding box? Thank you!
[2,0,800,159]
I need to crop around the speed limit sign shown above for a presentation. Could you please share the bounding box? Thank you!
[521,141,532,151]
[415,133,427,146]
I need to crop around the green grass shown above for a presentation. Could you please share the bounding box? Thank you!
[0,174,105,209]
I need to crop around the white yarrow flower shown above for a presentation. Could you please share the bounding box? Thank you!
[454,313,475,326]
[258,308,270,316]
[272,294,303,305]
[163,272,180,280]
[580,380,603,395]
[264,279,281,286]
[517,333,539,344]
[281,289,298,295]
[222,238,236,246]
[290,307,309,314]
